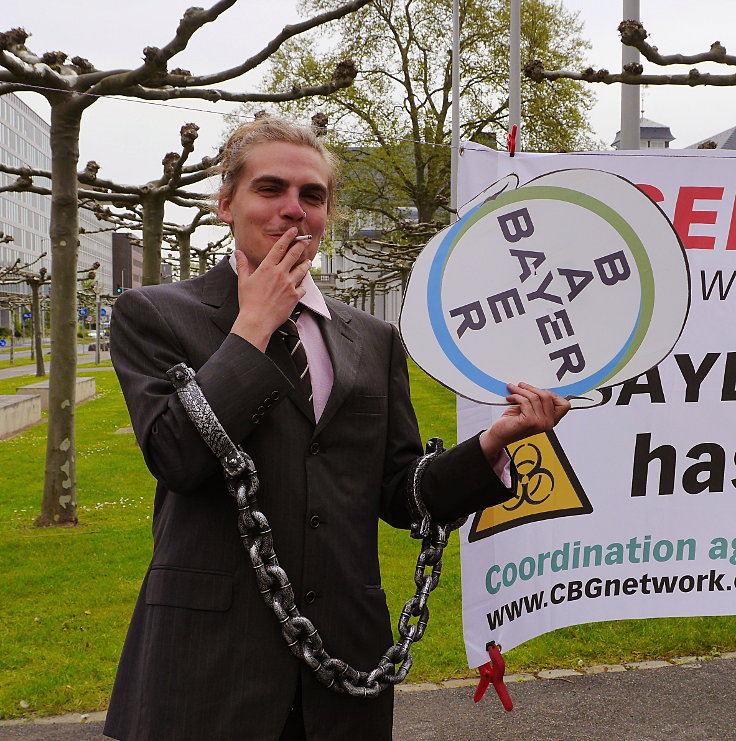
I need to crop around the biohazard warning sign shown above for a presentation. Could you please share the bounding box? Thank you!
[467,431,592,542]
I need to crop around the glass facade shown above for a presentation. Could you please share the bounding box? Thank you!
[0,93,112,297]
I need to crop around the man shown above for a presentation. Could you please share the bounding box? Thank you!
[104,118,569,741]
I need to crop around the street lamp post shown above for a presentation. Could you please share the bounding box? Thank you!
[620,0,641,150]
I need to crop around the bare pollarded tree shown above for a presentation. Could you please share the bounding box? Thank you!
[335,212,455,311]
[0,0,367,526]
[0,255,98,381]
[162,208,224,280]
[525,20,736,88]
[4,122,224,286]
[0,253,49,377]
[191,231,233,276]
[74,198,224,282]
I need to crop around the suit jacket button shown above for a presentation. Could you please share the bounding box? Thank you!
[309,442,321,455]
[270,391,280,401]
[305,590,317,605]
[257,405,265,413]
[251,413,260,423]
[309,515,320,529]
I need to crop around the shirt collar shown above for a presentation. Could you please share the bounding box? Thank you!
[228,252,331,320]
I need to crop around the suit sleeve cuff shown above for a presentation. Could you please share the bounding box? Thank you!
[420,433,515,523]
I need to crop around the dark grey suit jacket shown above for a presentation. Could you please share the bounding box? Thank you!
[104,258,513,741]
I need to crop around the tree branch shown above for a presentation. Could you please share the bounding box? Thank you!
[162,0,371,88]
[619,20,736,66]
[526,21,736,87]
[113,74,359,103]
[525,59,736,86]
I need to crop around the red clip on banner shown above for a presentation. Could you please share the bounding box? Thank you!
[507,124,517,157]
[474,643,513,711]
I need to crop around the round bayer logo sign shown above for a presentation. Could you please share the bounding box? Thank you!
[400,169,690,404]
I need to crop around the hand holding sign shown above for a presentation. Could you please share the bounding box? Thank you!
[400,169,689,405]
[478,382,571,460]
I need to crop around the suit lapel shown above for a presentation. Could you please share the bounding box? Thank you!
[316,300,360,433]
[202,257,315,424]
[203,257,239,337]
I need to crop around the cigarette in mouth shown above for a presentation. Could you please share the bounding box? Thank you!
[293,234,312,242]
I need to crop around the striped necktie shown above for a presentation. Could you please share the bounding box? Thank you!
[277,305,313,405]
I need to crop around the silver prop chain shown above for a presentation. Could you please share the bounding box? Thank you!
[167,363,467,698]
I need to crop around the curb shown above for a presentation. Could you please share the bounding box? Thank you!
[393,650,736,693]
[5,652,734,726]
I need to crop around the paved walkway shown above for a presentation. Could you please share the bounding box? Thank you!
[0,352,110,381]
[1,654,734,739]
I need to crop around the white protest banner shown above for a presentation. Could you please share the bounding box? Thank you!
[453,148,736,669]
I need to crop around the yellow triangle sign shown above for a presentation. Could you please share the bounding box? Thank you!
[468,430,592,543]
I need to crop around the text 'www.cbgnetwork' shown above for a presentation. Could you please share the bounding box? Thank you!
[486,570,735,630]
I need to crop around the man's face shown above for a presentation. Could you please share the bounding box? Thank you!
[217,141,331,269]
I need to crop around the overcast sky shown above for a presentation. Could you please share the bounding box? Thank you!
[5,1,736,242]
[563,1,736,149]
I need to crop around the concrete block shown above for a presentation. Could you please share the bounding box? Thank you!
[672,656,702,665]
[441,678,477,689]
[625,660,672,671]
[16,377,96,410]
[507,672,536,682]
[584,664,627,674]
[537,668,583,679]
[0,394,42,439]
[395,682,442,693]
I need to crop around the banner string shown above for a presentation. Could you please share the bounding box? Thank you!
[10,81,496,154]
[11,82,736,161]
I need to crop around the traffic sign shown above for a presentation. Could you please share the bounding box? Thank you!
[0,339,6,347]
[22,312,31,319]
[100,308,107,317]
[78,307,88,317]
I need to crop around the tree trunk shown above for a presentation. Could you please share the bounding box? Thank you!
[141,194,166,286]
[369,281,376,315]
[37,103,82,527]
[31,281,45,377]
[199,251,208,276]
[178,232,191,281]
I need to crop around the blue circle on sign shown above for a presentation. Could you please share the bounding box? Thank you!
[0,339,6,347]
[23,312,31,319]
[100,309,107,316]
[78,308,88,316]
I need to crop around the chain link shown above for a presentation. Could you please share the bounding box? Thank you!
[167,363,467,698]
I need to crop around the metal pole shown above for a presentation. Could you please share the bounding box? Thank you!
[95,293,101,365]
[450,0,460,223]
[620,0,640,150]
[509,0,521,149]
[9,308,14,365]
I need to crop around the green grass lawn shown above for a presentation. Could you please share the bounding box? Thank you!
[0,364,734,719]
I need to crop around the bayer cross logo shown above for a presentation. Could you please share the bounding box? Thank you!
[400,168,690,405]
[504,443,554,512]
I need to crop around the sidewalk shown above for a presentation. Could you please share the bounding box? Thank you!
[1,653,734,740]
[0,351,110,381]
